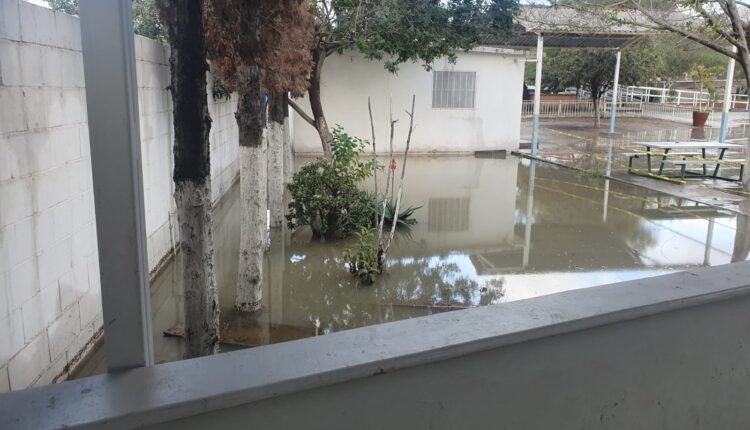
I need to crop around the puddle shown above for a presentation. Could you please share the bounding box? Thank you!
[72,155,750,375]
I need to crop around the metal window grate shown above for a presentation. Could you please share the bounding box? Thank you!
[428,198,470,232]
[432,71,476,109]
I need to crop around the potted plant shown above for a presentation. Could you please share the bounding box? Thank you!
[689,65,722,127]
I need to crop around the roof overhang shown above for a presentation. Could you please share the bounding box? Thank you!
[485,6,661,50]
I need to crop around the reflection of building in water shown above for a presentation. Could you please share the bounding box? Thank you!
[380,156,519,257]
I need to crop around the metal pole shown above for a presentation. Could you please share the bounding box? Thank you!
[531,33,544,156]
[523,160,537,268]
[720,47,737,142]
[608,50,622,134]
[79,0,154,371]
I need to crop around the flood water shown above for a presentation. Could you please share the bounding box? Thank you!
[73,155,750,374]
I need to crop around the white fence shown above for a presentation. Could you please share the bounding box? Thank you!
[522,99,715,125]
[620,85,750,111]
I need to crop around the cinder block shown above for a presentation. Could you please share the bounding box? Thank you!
[0,271,8,319]
[19,1,56,46]
[67,318,94,357]
[0,40,22,87]
[45,89,66,128]
[23,130,53,174]
[0,226,12,273]
[46,304,80,360]
[8,332,49,390]
[51,126,82,163]
[21,281,61,342]
[54,10,82,51]
[71,221,94,264]
[0,309,24,364]
[79,124,90,159]
[0,365,9,394]
[61,88,87,125]
[22,87,47,130]
[0,0,21,41]
[78,287,101,328]
[57,270,76,310]
[0,177,33,226]
[53,200,73,242]
[69,193,87,231]
[59,50,84,87]
[68,158,92,194]
[18,43,43,87]
[0,136,11,182]
[32,165,70,211]
[37,236,72,287]
[3,133,31,179]
[40,46,63,87]
[33,347,65,387]
[0,87,27,134]
[135,35,168,65]
[12,215,33,263]
[33,207,55,254]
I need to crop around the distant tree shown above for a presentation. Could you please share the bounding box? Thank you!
[45,0,78,15]
[288,0,519,158]
[155,0,219,358]
[543,41,660,127]
[203,0,314,312]
[46,0,165,40]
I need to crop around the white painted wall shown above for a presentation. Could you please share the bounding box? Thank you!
[292,49,526,154]
[0,0,239,392]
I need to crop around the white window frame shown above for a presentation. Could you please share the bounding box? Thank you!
[432,70,477,109]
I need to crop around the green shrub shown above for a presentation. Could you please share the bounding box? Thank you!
[342,227,379,285]
[286,126,375,239]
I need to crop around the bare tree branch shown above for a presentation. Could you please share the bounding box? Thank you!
[288,97,315,126]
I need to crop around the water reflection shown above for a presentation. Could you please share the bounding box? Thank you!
[73,155,750,374]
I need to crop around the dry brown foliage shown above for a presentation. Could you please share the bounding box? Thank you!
[202,0,315,96]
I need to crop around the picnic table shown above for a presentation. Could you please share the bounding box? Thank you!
[630,141,744,180]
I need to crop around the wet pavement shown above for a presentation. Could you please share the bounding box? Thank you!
[520,117,750,215]
[71,155,750,377]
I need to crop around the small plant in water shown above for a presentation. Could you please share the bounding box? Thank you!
[342,227,380,285]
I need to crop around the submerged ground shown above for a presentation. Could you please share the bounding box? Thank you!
[72,154,750,375]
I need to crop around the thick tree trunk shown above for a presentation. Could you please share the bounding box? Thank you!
[235,63,267,312]
[309,47,333,159]
[268,94,285,228]
[282,95,294,185]
[158,0,219,357]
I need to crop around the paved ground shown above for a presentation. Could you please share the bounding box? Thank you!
[519,117,750,215]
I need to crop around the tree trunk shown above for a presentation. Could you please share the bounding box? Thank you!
[593,93,601,128]
[235,63,267,312]
[158,0,219,357]
[267,93,285,228]
[309,47,333,159]
[282,95,294,185]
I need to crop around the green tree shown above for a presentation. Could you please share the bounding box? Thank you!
[542,40,660,127]
[46,0,165,40]
[288,0,519,158]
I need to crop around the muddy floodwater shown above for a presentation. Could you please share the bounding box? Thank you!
[73,155,750,374]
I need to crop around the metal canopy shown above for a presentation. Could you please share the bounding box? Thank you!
[484,6,659,49]
[486,32,644,49]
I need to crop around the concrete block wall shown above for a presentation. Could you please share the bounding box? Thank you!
[0,1,239,393]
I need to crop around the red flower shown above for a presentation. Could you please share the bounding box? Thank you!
[390,159,397,171]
